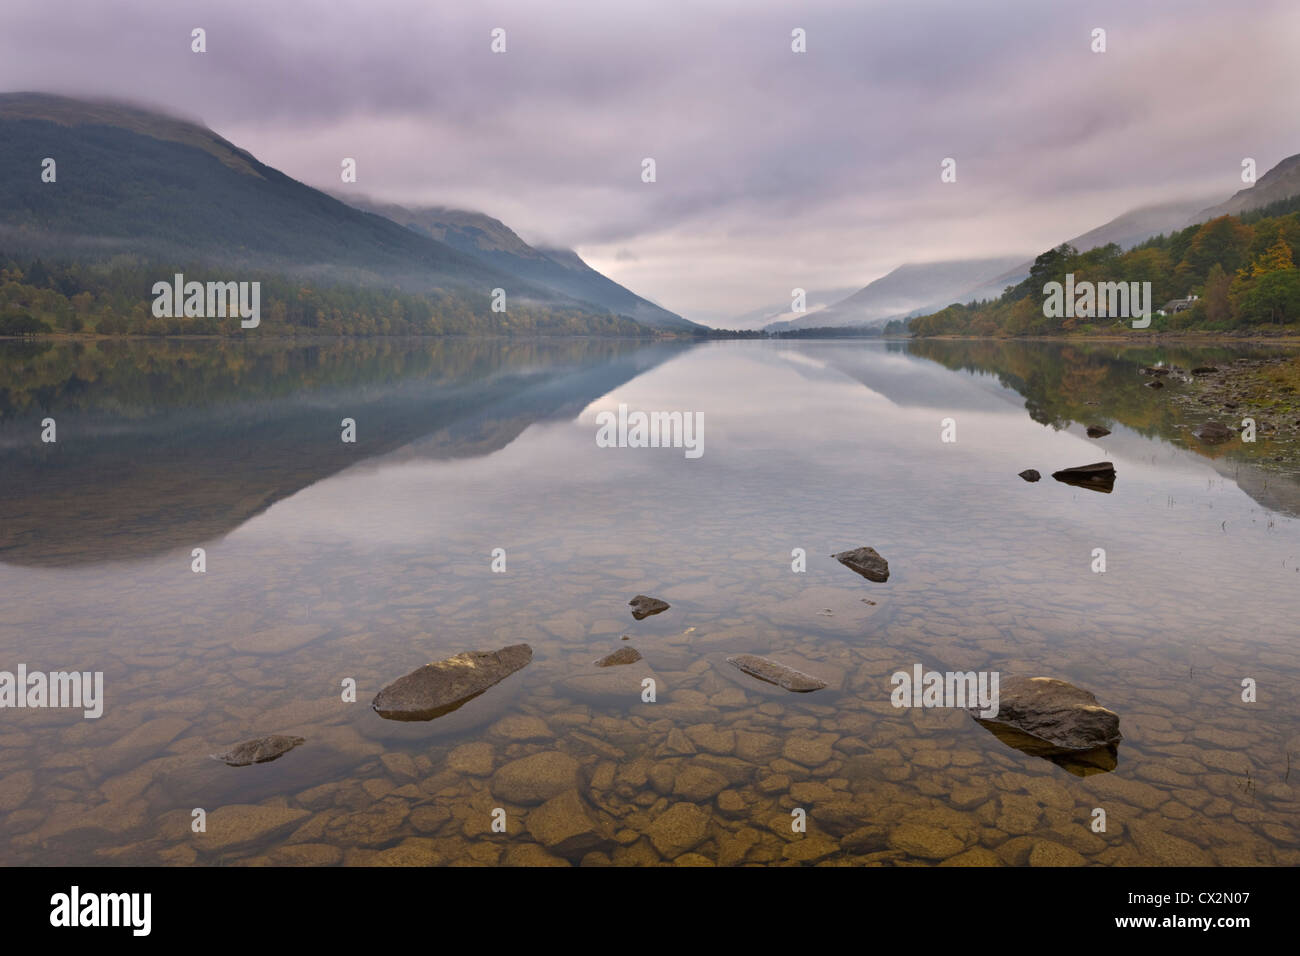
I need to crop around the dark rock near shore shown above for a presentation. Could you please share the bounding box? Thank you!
[970,675,1121,776]
[1192,421,1235,445]
[629,595,670,620]
[210,735,305,767]
[726,654,827,692]
[1085,425,1110,438]
[595,647,642,667]
[1018,469,1041,482]
[1145,380,1164,389]
[1051,461,1116,493]
[832,546,890,582]
[1140,366,1171,376]
[1191,366,1219,374]
[372,644,533,721]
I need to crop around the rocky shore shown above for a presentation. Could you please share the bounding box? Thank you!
[1165,356,1300,474]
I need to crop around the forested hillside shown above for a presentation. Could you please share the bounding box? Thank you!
[910,196,1300,336]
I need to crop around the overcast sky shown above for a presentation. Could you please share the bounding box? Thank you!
[2,0,1297,324]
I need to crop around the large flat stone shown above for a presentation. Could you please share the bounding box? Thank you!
[372,644,532,721]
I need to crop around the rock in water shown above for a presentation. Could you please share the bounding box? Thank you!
[629,595,670,620]
[1192,422,1235,445]
[1051,461,1116,493]
[831,546,890,582]
[1086,425,1110,438]
[595,647,642,667]
[210,735,305,767]
[372,644,533,721]
[1018,469,1041,482]
[726,654,827,692]
[1145,380,1164,389]
[969,675,1121,775]
[1191,366,1218,374]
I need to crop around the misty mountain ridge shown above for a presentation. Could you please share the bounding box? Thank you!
[0,92,686,333]
[791,151,1300,334]
[765,257,1027,332]
[334,195,699,331]
[1192,153,1300,222]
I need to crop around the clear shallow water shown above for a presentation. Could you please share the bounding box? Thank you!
[1,337,1297,866]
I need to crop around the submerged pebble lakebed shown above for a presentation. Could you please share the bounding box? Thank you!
[1,337,1297,866]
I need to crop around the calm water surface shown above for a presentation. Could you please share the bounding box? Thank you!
[1,337,1297,865]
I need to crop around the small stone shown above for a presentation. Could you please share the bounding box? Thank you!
[1029,840,1087,867]
[0,770,35,811]
[1129,821,1213,866]
[502,844,571,867]
[673,765,729,801]
[447,741,494,776]
[939,847,1003,867]
[756,774,791,795]
[410,806,452,833]
[379,752,418,781]
[1051,461,1116,493]
[629,595,670,620]
[1018,469,1041,482]
[646,802,710,858]
[526,790,612,857]
[782,734,837,767]
[490,715,553,741]
[595,647,642,667]
[491,751,580,804]
[888,823,966,860]
[726,654,827,692]
[210,734,305,767]
[831,546,890,582]
[716,790,747,814]
[194,805,311,853]
[1192,422,1235,445]
[783,836,838,863]
[789,781,836,804]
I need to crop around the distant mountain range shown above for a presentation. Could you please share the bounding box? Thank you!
[765,258,1026,332]
[723,287,863,331]
[0,92,697,332]
[758,153,1300,333]
[335,196,696,331]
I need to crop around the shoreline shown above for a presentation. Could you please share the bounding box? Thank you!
[909,333,1300,345]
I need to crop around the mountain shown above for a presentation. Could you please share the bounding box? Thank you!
[1070,196,1223,251]
[1192,152,1300,221]
[0,92,651,331]
[954,195,1225,313]
[767,257,1027,331]
[812,180,1261,337]
[955,156,1300,316]
[337,197,700,331]
[723,287,861,331]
